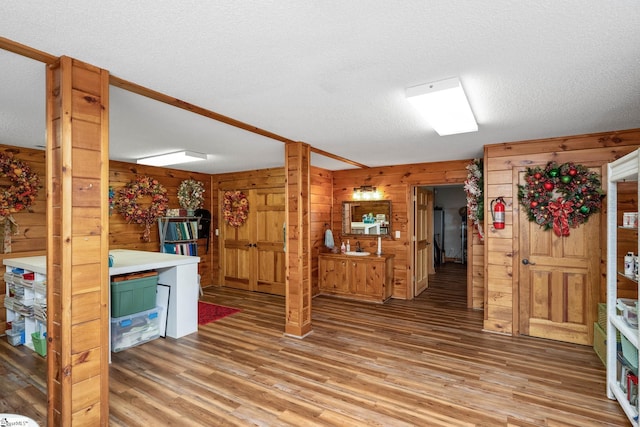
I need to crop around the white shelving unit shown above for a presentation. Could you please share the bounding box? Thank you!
[607,148,640,425]
[158,216,200,256]
[4,263,47,353]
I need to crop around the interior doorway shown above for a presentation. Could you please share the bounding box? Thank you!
[412,184,469,302]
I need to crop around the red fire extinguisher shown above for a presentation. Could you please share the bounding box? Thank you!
[490,197,506,229]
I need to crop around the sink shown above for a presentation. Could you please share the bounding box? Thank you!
[345,251,371,256]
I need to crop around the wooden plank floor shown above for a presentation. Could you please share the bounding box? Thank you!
[0,263,630,426]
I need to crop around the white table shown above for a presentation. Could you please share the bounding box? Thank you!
[4,249,201,341]
[109,249,200,339]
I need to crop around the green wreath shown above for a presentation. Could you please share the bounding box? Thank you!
[518,161,603,237]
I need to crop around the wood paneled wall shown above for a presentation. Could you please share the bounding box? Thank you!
[310,166,333,295]
[0,147,47,255]
[108,160,213,285]
[468,225,485,310]
[332,159,471,300]
[483,129,640,335]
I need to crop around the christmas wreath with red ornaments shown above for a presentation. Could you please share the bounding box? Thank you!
[518,161,604,237]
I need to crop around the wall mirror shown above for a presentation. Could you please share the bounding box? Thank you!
[342,200,391,236]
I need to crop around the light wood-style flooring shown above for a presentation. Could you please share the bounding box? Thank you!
[0,263,630,426]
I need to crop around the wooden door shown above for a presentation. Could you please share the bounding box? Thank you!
[518,171,600,345]
[222,188,286,295]
[254,188,286,295]
[414,187,432,296]
[222,190,255,291]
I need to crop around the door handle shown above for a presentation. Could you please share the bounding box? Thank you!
[522,259,536,265]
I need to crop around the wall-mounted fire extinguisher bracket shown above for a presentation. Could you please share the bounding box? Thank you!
[490,197,506,230]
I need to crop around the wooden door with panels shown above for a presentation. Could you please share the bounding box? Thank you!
[517,169,601,345]
[414,187,433,296]
[222,188,286,296]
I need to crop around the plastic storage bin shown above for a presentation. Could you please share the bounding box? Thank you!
[621,333,639,369]
[111,306,162,352]
[31,332,47,357]
[598,302,607,331]
[6,328,25,346]
[111,271,158,317]
[617,298,638,328]
[593,322,606,366]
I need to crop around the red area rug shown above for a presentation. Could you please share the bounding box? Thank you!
[198,301,240,325]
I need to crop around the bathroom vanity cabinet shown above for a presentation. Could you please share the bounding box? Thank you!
[318,253,394,303]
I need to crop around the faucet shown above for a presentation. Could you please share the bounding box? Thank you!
[356,241,362,252]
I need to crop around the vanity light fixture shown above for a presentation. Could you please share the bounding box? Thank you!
[353,186,381,201]
[137,150,207,167]
[406,77,478,136]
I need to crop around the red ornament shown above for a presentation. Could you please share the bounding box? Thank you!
[530,201,538,208]
[568,168,577,176]
[534,172,542,180]
[543,182,554,191]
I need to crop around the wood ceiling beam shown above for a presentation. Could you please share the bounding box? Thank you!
[1,37,369,169]
[0,37,57,63]
[309,145,369,169]
[110,75,294,144]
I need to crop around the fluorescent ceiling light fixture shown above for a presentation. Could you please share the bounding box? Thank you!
[406,77,478,136]
[137,151,207,166]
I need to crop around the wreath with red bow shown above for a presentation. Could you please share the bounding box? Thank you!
[518,162,604,237]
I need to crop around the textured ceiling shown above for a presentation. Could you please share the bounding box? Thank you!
[1,1,639,173]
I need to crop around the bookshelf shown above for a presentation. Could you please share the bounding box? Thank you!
[158,217,200,256]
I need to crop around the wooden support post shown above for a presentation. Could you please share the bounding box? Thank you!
[284,142,312,337]
[46,56,110,426]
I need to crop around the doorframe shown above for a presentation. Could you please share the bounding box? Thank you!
[410,184,472,304]
[512,166,525,336]
[412,186,433,297]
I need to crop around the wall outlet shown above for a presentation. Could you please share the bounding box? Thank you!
[215,228,219,236]
[395,230,401,239]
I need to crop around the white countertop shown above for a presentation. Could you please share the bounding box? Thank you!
[3,255,46,274]
[108,249,200,275]
[3,249,200,276]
